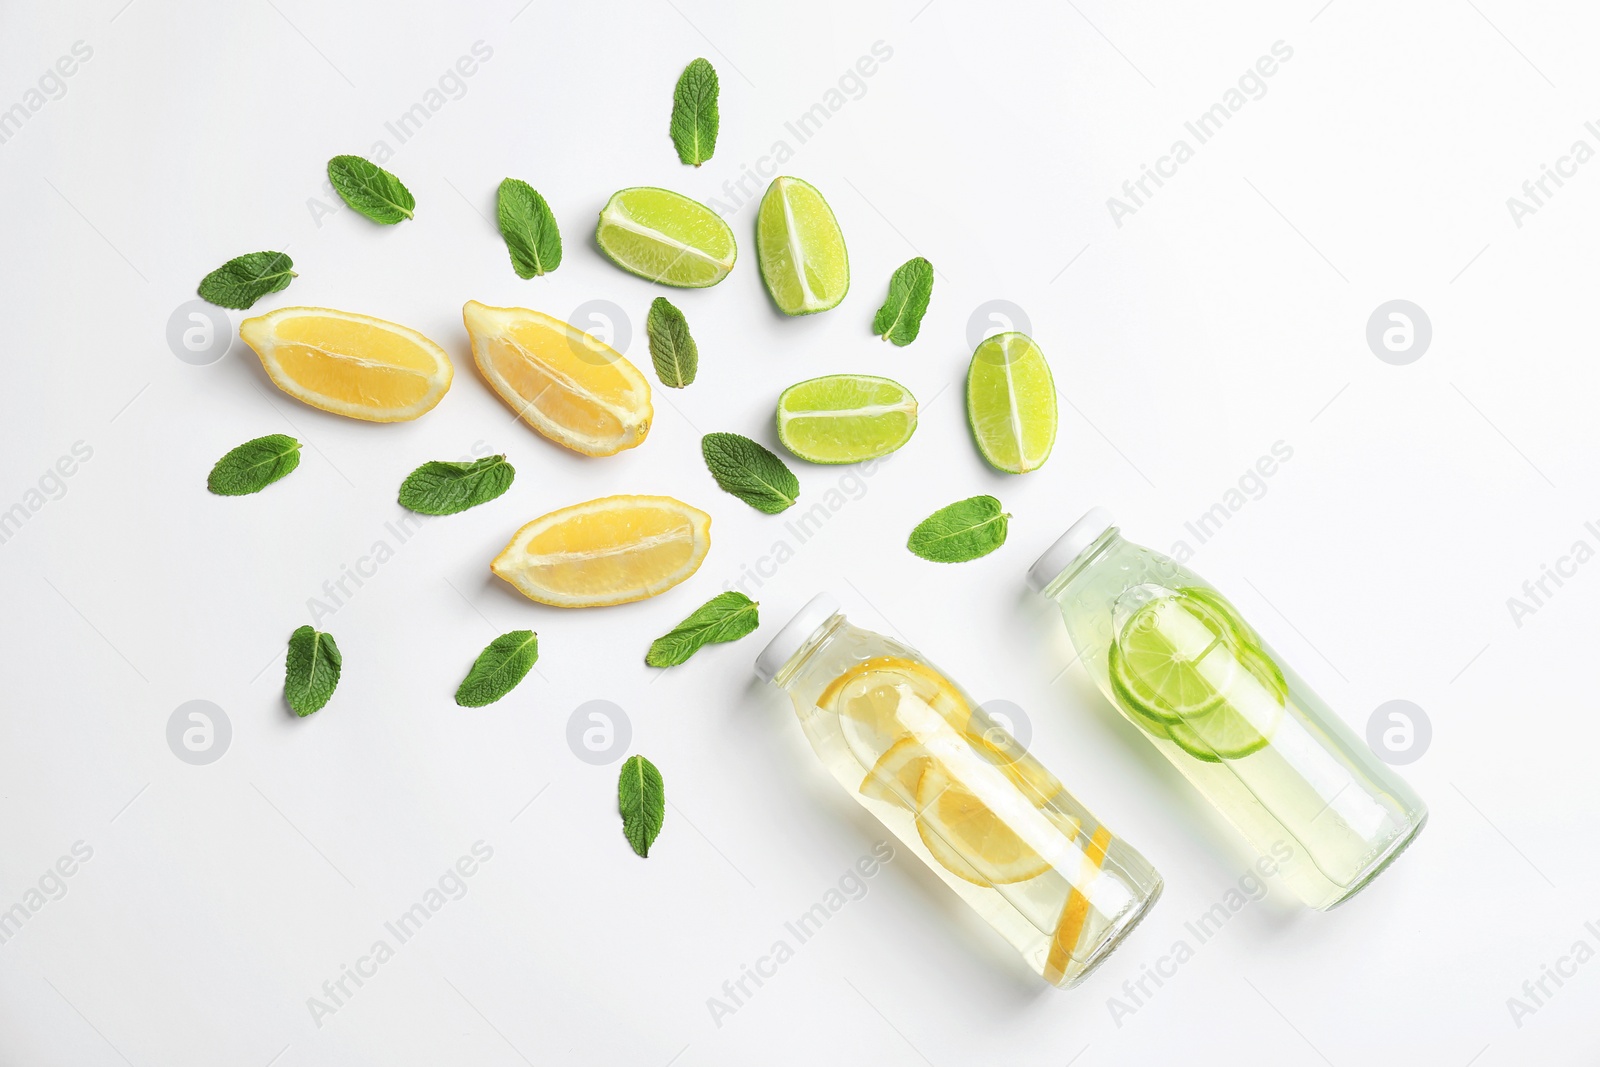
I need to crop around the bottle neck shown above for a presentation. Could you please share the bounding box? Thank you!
[771,612,846,689]
[1042,528,1122,599]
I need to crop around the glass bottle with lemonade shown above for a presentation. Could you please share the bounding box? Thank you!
[1026,509,1428,909]
[755,594,1162,988]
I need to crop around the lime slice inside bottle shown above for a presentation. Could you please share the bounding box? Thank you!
[1111,593,1241,724]
[595,187,737,288]
[1166,685,1278,762]
[966,332,1058,474]
[756,176,849,315]
[776,374,917,463]
[1109,590,1287,760]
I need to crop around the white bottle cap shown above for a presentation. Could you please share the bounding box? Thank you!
[1026,507,1115,593]
[754,593,841,683]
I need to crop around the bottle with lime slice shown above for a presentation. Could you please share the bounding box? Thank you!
[1027,509,1428,909]
[755,594,1161,988]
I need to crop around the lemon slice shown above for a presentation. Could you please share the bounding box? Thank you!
[462,301,652,457]
[915,762,1053,886]
[859,737,931,808]
[819,656,971,758]
[1042,825,1113,986]
[968,730,1065,805]
[491,495,710,607]
[239,306,453,422]
[595,187,736,288]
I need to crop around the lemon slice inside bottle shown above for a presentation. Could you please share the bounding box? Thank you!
[914,762,1055,886]
[819,656,971,758]
[858,737,931,808]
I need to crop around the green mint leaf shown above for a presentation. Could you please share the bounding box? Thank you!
[646,297,698,388]
[397,455,514,516]
[327,155,416,224]
[701,432,799,514]
[285,625,341,716]
[907,495,1010,563]
[455,630,539,707]
[497,178,562,278]
[669,58,719,166]
[872,257,934,345]
[207,434,301,496]
[618,754,665,857]
[198,251,296,310]
[646,592,759,667]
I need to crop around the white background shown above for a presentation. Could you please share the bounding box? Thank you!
[2,0,1597,1063]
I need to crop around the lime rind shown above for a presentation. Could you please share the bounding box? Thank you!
[965,331,1058,474]
[755,176,849,315]
[595,187,736,288]
[776,374,917,464]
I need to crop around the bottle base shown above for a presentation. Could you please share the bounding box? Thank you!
[1322,809,1428,911]
[1055,875,1164,989]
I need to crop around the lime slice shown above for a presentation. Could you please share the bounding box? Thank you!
[1111,590,1288,761]
[1167,700,1274,762]
[1174,585,1289,693]
[1108,647,1176,737]
[776,374,916,463]
[1111,593,1239,724]
[966,332,1057,474]
[595,187,736,288]
[756,176,849,315]
[1178,585,1252,641]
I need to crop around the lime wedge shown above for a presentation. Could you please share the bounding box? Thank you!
[966,332,1057,474]
[776,374,916,463]
[756,176,848,314]
[595,187,736,288]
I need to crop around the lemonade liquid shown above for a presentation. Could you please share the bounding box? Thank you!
[756,594,1162,987]
[1027,509,1427,909]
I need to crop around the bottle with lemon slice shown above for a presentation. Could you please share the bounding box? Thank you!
[755,594,1161,988]
[1027,509,1429,909]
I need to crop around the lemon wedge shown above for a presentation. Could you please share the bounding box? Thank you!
[239,306,452,422]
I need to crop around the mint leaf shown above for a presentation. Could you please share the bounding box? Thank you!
[669,58,719,166]
[327,155,415,224]
[497,178,562,278]
[198,251,296,310]
[208,434,300,496]
[398,455,514,516]
[618,754,665,857]
[907,495,1010,562]
[646,297,698,388]
[646,592,759,667]
[285,625,341,716]
[873,257,934,345]
[455,630,538,707]
[701,432,799,514]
